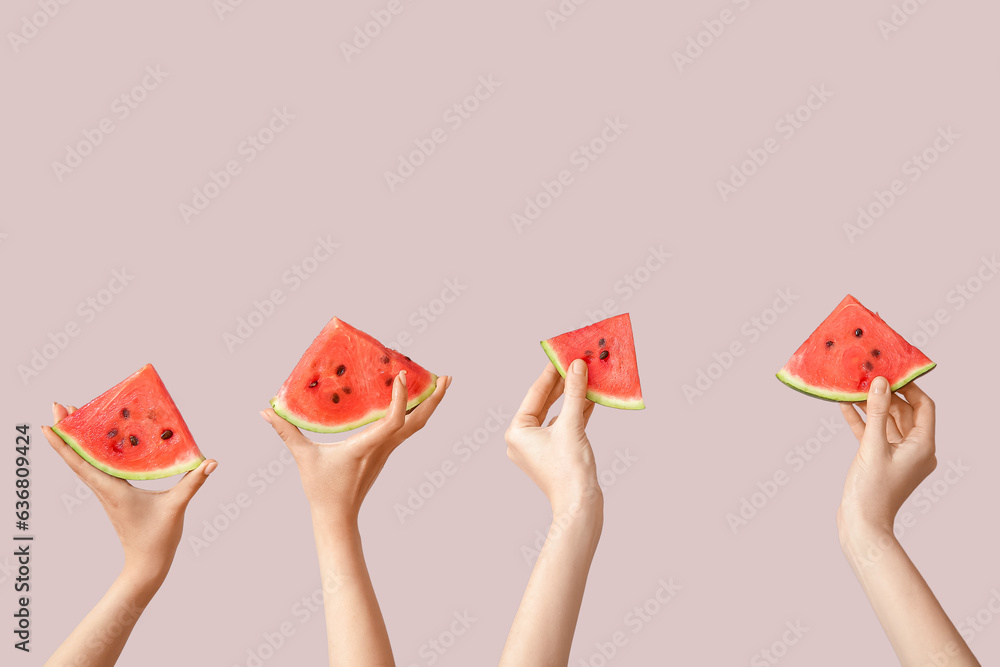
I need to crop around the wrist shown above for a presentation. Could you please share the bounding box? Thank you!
[117,564,167,606]
[551,487,604,533]
[836,506,894,548]
[837,511,900,569]
[310,505,361,539]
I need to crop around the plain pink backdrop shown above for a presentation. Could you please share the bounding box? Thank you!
[2,1,998,665]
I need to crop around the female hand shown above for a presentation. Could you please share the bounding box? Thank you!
[837,377,978,667]
[260,370,451,523]
[260,370,450,667]
[504,360,601,515]
[44,402,216,667]
[837,377,936,538]
[43,402,216,585]
[499,360,603,667]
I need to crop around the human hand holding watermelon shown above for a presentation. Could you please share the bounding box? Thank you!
[504,361,602,513]
[836,379,979,666]
[44,402,217,580]
[262,370,450,520]
[837,377,937,538]
[260,371,449,666]
[42,402,217,666]
[500,360,603,667]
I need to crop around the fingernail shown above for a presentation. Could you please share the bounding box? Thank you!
[259,410,272,424]
[571,359,586,375]
[445,376,453,389]
[399,370,407,387]
[205,461,218,476]
[872,377,888,395]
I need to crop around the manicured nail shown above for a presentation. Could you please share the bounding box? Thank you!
[205,461,218,476]
[571,359,586,375]
[445,376,453,389]
[872,377,888,395]
[259,410,272,424]
[399,370,407,387]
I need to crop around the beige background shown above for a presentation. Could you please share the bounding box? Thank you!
[3,1,999,665]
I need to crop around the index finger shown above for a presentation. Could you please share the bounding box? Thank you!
[42,425,117,490]
[897,382,935,433]
[511,364,563,429]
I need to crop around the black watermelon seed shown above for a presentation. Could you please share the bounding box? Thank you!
[129,435,138,446]
[381,355,390,364]
[107,429,118,438]
[343,387,352,394]
[864,361,874,371]
[385,378,393,386]
[332,393,340,404]
[855,328,863,337]
[404,355,412,362]
[871,349,881,357]
[599,350,609,360]
[309,381,318,388]
[826,340,834,348]
[599,338,606,347]
[121,408,130,419]
[336,365,346,376]
[161,430,173,440]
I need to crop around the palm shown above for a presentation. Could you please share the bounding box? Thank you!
[262,371,450,517]
[44,402,214,577]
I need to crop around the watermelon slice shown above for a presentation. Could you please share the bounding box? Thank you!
[777,295,936,402]
[51,364,205,480]
[541,313,644,410]
[271,317,438,433]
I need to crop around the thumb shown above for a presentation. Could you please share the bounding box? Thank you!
[861,376,892,457]
[558,359,592,432]
[261,408,309,450]
[172,459,217,506]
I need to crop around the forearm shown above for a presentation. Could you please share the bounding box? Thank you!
[840,523,979,667]
[500,495,603,667]
[311,510,395,667]
[45,568,162,667]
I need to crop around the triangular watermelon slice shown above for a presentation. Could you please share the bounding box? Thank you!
[271,317,438,433]
[541,313,644,410]
[777,295,936,402]
[51,364,206,480]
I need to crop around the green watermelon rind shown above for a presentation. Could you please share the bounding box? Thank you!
[775,362,937,403]
[270,374,439,433]
[540,341,645,410]
[50,423,205,480]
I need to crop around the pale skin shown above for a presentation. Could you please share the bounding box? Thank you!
[500,360,603,667]
[261,370,450,667]
[838,377,979,667]
[42,403,217,667]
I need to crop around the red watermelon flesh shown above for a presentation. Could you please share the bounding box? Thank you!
[271,317,438,433]
[541,313,644,410]
[777,295,936,402]
[51,364,205,480]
